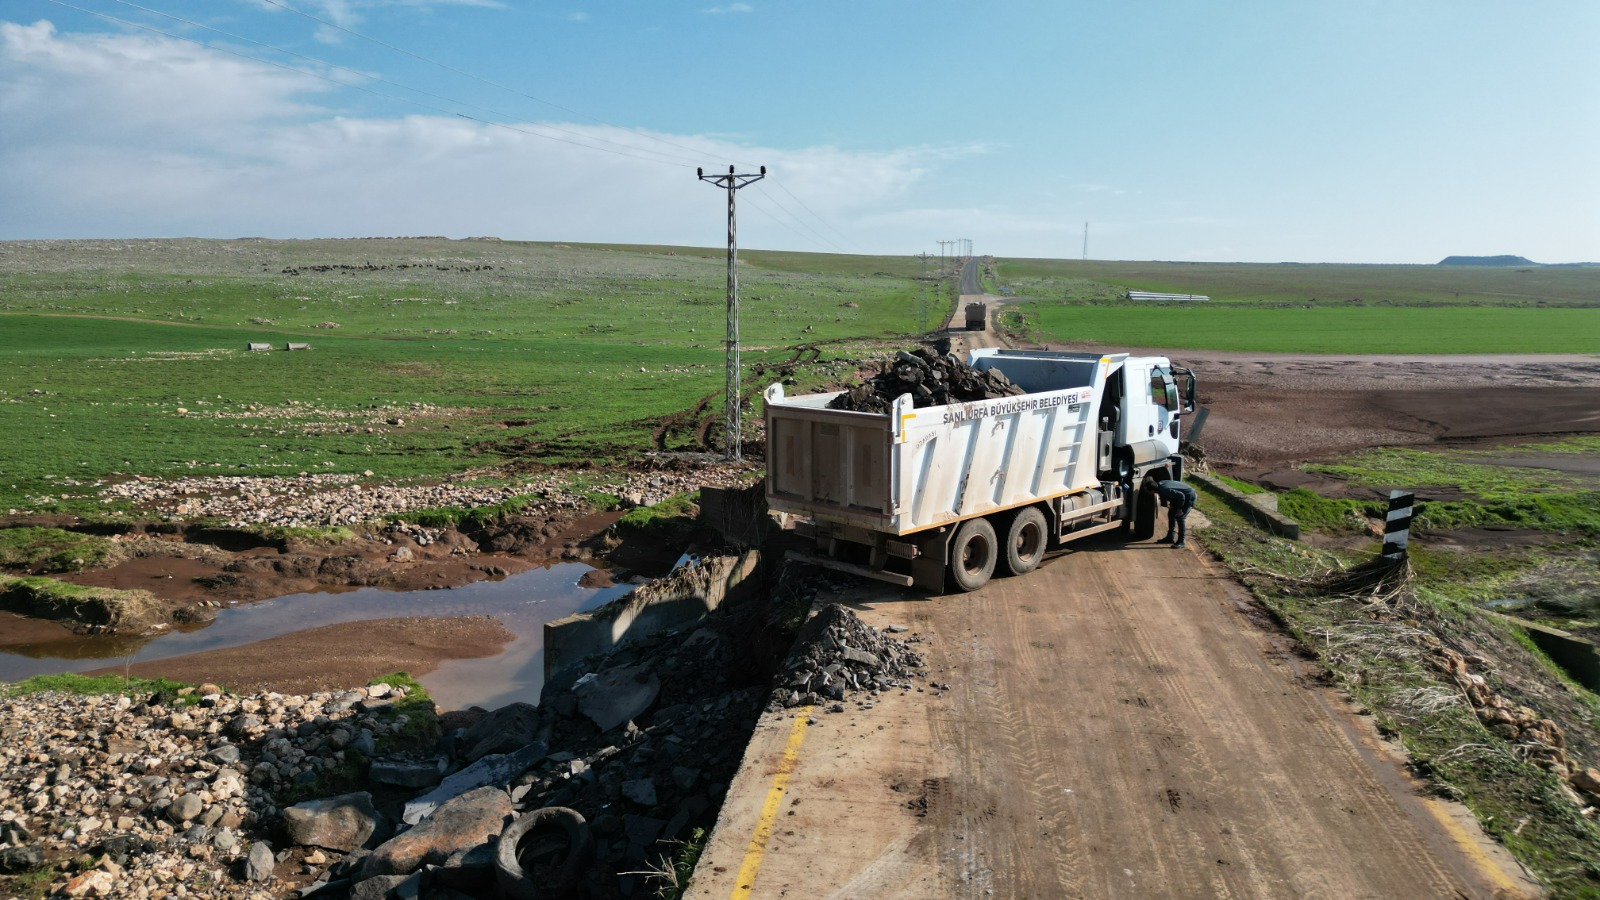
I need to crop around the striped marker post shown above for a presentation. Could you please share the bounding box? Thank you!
[1382,491,1414,562]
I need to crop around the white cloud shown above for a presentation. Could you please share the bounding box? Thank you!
[702,3,753,14]
[0,19,965,253]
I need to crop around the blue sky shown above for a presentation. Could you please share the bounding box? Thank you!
[2,1,1596,263]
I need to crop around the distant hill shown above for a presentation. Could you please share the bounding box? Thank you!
[1437,255,1538,267]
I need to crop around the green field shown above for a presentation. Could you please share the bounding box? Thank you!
[991,257,1600,353]
[1003,304,1600,354]
[0,239,929,516]
[994,258,1600,308]
[6,240,1600,519]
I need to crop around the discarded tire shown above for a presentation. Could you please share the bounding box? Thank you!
[494,806,594,900]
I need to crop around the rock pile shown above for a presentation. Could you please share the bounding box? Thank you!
[87,462,754,530]
[0,618,774,898]
[0,681,417,898]
[770,604,927,712]
[827,347,1024,413]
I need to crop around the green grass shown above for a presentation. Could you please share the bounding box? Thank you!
[1196,500,1600,897]
[0,239,925,516]
[0,574,157,628]
[1008,303,1600,354]
[0,527,117,572]
[0,671,192,699]
[614,490,701,535]
[1299,442,1600,538]
[993,257,1600,308]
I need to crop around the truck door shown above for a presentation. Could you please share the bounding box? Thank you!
[1119,360,1181,460]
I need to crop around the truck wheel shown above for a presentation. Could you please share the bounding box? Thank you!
[1002,507,1048,576]
[1130,490,1159,541]
[949,518,998,592]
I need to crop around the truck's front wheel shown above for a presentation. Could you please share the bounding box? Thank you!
[949,518,998,592]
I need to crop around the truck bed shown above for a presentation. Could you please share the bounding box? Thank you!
[765,350,1121,535]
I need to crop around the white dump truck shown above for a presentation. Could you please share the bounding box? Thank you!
[763,348,1197,592]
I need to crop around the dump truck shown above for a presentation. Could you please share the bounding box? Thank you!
[964,302,988,331]
[763,348,1197,592]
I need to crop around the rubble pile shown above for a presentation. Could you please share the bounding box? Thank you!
[84,462,753,530]
[0,619,773,898]
[827,347,1024,413]
[0,682,418,898]
[770,604,927,712]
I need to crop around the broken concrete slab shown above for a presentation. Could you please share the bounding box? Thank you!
[574,666,660,733]
[402,743,546,826]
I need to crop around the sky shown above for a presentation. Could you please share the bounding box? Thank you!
[1,1,1597,263]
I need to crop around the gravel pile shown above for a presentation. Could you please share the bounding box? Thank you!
[826,347,1023,413]
[769,604,927,712]
[89,463,754,530]
[0,681,419,898]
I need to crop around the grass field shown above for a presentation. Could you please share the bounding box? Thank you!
[993,258,1600,308]
[6,239,1599,519]
[0,238,929,516]
[1002,303,1600,354]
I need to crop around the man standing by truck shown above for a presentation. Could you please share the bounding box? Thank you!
[1145,477,1198,548]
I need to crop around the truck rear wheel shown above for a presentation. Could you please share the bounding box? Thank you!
[1002,507,1048,576]
[949,518,998,592]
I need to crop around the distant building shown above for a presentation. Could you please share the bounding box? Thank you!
[1127,291,1209,303]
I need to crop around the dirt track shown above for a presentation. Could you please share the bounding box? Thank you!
[690,533,1535,898]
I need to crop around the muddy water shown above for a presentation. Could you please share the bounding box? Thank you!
[0,564,633,710]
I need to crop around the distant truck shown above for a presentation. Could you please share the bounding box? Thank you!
[964,302,987,331]
[763,348,1197,592]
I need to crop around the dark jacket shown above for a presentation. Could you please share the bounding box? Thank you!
[1152,479,1197,508]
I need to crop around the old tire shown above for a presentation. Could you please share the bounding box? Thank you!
[1130,490,1159,541]
[949,517,998,592]
[494,806,594,900]
[1002,507,1049,576]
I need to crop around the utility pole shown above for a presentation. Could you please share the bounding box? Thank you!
[697,163,766,461]
[1083,222,1089,261]
[916,252,932,333]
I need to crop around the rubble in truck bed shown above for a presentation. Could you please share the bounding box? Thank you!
[826,346,1025,413]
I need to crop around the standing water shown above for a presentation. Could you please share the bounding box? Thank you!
[0,563,634,710]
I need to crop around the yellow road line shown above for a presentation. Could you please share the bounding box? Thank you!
[730,708,814,900]
[1418,796,1530,896]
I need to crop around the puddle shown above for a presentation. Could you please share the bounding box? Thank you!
[0,564,634,710]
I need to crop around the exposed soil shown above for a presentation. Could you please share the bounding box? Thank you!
[80,615,516,696]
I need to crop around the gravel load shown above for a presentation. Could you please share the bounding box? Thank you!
[826,347,1024,413]
[770,604,927,711]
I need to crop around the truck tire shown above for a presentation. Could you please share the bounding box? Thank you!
[494,806,594,900]
[1001,507,1048,576]
[949,517,998,592]
[1130,490,1159,541]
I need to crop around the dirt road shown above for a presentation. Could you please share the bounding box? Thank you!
[688,535,1533,899]
[689,276,1533,897]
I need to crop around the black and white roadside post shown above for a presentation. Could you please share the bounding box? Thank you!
[698,164,766,462]
[1382,490,1415,564]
